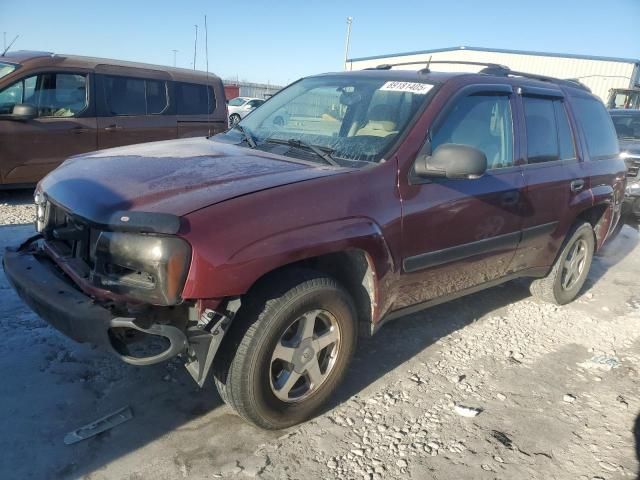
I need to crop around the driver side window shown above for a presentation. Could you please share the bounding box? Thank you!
[0,73,87,118]
[432,94,514,169]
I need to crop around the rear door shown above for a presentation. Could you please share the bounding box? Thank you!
[570,94,626,246]
[96,71,176,149]
[512,86,589,271]
[175,81,226,137]
[0,71,97,185]
[396,84,525,308]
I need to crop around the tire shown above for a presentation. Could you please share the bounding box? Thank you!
[213,269,357,429]
[229,114,241,126]
[530,222,595,305]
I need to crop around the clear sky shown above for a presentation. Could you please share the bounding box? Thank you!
[1,0,639,86]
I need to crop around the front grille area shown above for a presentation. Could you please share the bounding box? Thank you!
[627,158,640,179]
[43,202,98,271]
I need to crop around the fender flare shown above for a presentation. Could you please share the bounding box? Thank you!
[182,217,395,308]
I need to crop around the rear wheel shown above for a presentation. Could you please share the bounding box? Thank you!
[213,270,357,429]
[530,222,595,305]
[229,113,241,126]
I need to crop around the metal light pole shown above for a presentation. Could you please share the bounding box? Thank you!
[193,25,198,70]
[344,17,353,71]
[172,49,178,67]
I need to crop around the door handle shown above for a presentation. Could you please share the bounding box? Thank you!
[104,124,123,132]
[501,191,519,207]
[570,179,585,193]
[71,127,90,134]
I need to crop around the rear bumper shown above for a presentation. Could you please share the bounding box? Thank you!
[3,244,187,366]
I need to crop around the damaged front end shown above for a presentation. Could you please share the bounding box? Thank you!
[3,193,235,387]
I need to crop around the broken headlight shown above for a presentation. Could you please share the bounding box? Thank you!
[92,232,192,305]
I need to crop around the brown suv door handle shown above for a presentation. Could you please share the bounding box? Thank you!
[104,124,123,132]
[71,127,90,134]
[570,179,585,192]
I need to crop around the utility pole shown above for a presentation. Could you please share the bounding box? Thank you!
[344,17,353,71]
[193,25,198,70]
[172,49,178,67]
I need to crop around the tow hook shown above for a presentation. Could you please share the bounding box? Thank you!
[109,318,188,366]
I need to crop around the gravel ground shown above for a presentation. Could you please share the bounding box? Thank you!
[0,222,639,480]
[0,190,35,225]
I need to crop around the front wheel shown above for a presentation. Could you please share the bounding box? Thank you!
[530,222,595,305]
[229,113,241,126]
[213,270,357,429]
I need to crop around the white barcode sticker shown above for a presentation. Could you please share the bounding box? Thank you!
[379,81,433,94]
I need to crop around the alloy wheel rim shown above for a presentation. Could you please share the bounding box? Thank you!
[561,238,588,290]
[269,309,341,403]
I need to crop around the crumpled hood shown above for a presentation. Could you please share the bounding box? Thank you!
[40,137,344,220]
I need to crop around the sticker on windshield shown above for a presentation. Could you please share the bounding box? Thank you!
[379,81,433,95]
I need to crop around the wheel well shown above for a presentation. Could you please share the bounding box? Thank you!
[576,203,610,247]
[247,250,376,336]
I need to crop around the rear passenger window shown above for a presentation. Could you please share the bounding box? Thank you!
[102,75,168,116]
[176,82,215,115]
[523,96,577,163]
[554,101,575,160]
[523,97,560,163]
[571,97,619,159]
[432,94,514,169]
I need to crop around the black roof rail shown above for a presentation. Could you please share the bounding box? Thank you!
[368,60,509,73]
[483,67,591,92]
[366,59,591,92]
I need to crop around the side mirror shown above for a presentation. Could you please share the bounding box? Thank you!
[11,104,37,121]
[414,143,487,179]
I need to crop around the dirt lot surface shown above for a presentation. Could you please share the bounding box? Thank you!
[0,189,35,225]
[1,199,639,479]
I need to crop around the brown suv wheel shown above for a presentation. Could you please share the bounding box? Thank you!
[530,222,595,305]
[213,270,357,429]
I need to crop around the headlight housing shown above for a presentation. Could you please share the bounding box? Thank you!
[34,190,52,233]
[92,232,192,305]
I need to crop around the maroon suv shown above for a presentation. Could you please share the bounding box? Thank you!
[3,63,626,429]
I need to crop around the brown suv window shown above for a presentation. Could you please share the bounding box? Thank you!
[432,94,514,169]
[0,73,87,117]
[523,97,576,163]
[103,75,168,116]
[176,82,215,115]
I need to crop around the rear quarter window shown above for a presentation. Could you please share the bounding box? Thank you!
[571,97,619,159]
[176,82,215,115]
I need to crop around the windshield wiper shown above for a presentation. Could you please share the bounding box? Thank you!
[264,138,339,166]
[233,124,257,148]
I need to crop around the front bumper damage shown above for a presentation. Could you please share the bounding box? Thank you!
[3,236,233,386]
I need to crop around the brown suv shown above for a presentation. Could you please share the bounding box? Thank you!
[0,50,227,187]
[3,62,626,429]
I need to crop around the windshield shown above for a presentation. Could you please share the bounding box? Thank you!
[229,97,246,106]
[0,62,17,80]
[223,75,434,165]
[612,114,640,141]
